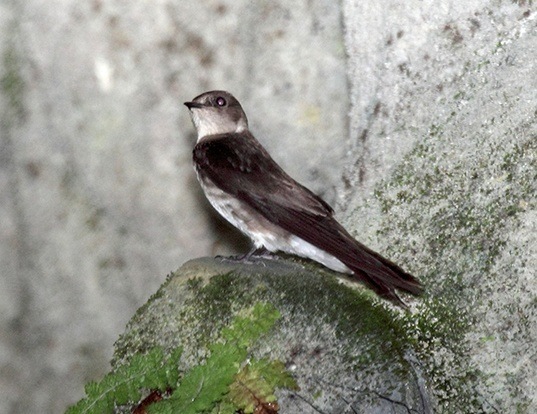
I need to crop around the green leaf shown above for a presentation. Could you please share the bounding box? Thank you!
[68,302,284,414]
[66,347,182,414]
[210,400,238,414]
[152,344,247,414]
[151,303,281,413]
[227,358,299,413]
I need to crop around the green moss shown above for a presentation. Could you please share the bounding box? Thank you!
[111,273,177,364]
[71,303,295,414]
[187,271,251,328]
[1,44,26,125]
[112,255,427,409]
[365,98,537,409]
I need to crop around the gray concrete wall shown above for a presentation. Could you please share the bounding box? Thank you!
[343,1,536,411]
[1,0,535,412]
[0,1,347,412]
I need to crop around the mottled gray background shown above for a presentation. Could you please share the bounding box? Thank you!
[1,0,535,413]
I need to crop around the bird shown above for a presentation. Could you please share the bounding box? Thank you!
[184,90,422,307]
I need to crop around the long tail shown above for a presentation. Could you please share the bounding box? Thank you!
[246,194,424,307]
[310,220,423,307]
[340,239,423,307]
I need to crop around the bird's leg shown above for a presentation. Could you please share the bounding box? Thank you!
[217,246,279,263]
[231,246,269,261]
[242,246,270,260]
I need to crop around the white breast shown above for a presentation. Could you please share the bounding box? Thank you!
[196,174,351,274]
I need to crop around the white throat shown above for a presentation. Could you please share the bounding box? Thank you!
[191,110,247,141]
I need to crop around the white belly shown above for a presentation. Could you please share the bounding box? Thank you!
[198,176,351,274]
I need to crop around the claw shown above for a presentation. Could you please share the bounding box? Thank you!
[216,246,279,264]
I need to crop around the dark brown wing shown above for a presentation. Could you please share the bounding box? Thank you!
[194,132,423,305]
[245,193,423,304]
[194,132,333,217]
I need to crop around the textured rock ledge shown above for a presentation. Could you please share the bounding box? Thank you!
[110,256,467,413]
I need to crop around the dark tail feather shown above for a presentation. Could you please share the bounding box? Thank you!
[349,267,417,308]
[248,198,423,307]
[342,244,423,308]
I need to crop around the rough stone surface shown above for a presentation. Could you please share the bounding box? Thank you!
[0,1,347,413]
[112,257,431,414]
[342,1,536,412]
[2,0,536,412]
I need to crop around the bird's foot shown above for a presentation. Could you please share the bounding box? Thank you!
[216,247,279,264]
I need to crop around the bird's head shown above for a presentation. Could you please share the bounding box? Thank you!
[184,90,249,140]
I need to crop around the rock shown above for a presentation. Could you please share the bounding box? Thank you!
[112,256,432,413]
[343,2,536,412]
[0,2,347,412]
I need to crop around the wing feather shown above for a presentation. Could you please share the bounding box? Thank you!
[194,133,423,304]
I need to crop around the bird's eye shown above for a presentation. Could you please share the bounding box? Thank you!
[216,96,227,107]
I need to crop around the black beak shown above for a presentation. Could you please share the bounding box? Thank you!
[184,101,203,109]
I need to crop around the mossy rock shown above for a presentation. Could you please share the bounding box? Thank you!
[108,255,483,413]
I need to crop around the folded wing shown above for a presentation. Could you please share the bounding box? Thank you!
[194,133,423,305]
